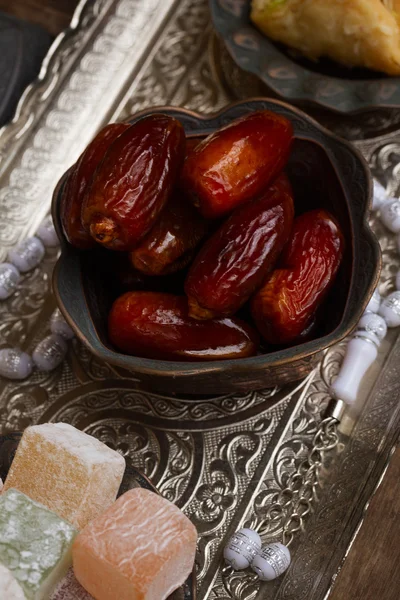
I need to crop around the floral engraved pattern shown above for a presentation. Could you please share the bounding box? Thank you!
[0,1,400,600]
[197,480,235,517]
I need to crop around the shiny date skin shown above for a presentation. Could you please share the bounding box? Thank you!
[130,191,209,276]
[185,174,294,320]
[251,209,344,345]
[61,123,129,249]
[82,115,186,251]
[108,292,259,361]
[181,110,293,219]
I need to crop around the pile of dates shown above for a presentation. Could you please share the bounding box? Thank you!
[60,110,344,362]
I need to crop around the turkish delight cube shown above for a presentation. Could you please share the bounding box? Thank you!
[0,564,25,599]
[0,489,77,599]
[3,422,126,529]
[73,488,197,600]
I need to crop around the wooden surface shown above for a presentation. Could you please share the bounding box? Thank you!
[0,0,78,35]
[0,1,399,599]
[330,445,400,600]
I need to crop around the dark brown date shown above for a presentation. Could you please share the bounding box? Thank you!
[109,253,188,297]
[130,191,209,276]
[251,209,344,345]
[82,115,186,251]
[185,174,294,319]
[61,123,129,249]
[181,110,293,218]
[111,254,149,292]
[108,291,259,361]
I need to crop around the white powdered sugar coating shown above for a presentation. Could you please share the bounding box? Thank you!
[0,564,26,599]
[0,489,77,599]
[32,423,125,467]
[3,423,126,530]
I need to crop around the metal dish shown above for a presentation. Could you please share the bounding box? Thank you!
[52,99,380,394]
[210,0,400,113]
[0,431,196,600]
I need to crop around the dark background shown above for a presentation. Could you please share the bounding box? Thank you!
[0,1,398,599]
[0,0,77,35]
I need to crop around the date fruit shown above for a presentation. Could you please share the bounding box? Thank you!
[181,110,293,218]
[111,254,149,292]
[82,115,186,251]
[130,191,209,276]
[108,291,259,361]
[61,123,129,249]
[251,209,344,345]
[109,253,187,295]
[185,174,294,320]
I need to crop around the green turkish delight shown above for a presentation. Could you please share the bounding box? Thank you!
[0,489,77,599]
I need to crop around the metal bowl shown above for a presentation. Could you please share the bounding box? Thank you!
[210,0,400,113]
[52,99,380,394]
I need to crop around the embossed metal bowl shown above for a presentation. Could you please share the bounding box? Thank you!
[52,100,380,394]
[210,0,400,113]
[0,431,196,600]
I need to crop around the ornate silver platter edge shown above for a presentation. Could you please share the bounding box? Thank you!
[1,1,400,599]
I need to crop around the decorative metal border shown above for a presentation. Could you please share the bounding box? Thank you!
[0,1,400,600]
[0,0,181,259]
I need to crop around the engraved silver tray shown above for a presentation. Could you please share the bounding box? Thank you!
[1,2,400,599]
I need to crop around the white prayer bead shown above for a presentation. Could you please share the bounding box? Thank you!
[223,528,261,570]
[379,198,400,233]
[357,313,387,343]
[251,543,291,581]
[0,349,33,380]
[372,179,388,211]
[363,288,381,314]
[36,215,59,247]
[8,237,45,273]
[32,334,68,372]
[50,309,74,340]
[330,313,387,405]
[0,263,20,300]
[379,291,400,327]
